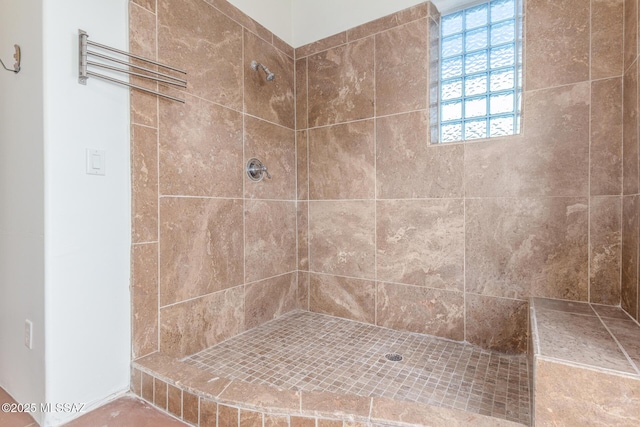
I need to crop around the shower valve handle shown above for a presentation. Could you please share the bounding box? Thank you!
[246,158,271,182]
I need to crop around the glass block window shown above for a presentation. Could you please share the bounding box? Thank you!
[439,0,521,143]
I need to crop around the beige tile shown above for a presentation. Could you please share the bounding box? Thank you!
[160,287,244,357]
[396,2,430,25]
[159,95,243,198]
[132,0,156,13]
[375,19,428,116]
[245,200,296,282]
[158,0,242,109]
[167,385,182,419]
[465,197,588,301]
[298,271,310,310]
[309,273,375,324]
[347,12,398,42]
[591,78,623,196]
[131,368,142,396]
[182,392,198,425]
[142,372,154,402]
[590,196,622,305]
[298,201,309,271]
[301,391,370,418]
[244,30,295,129]
[296,32,347,59]
[309,201,375,279]
[591,304,633,319]
[296,58,308,131]
[535,309,635,372]
[297,130,309,200]
[535,358,640,426]
[622,195,639,318]
[159,197,243,306]
[465,294,528,354]
[205,0,273,42]
[220,382,300,412]
[132,125,158,243]
[290,417,316,427]
[217,405,239,426]
[377,111,463,198]
[317,420,343,427]
[525,0,590,90]
[264,415,289,427]
[240,409,263,427]
[61,396,188,427]
[624,0,638,70]
[465,83,590,198]
[245,272,297,329]
[273,34,294,59]
[308,37,375,127]
[199,399,217,427]
[308,120,375,200]
[129,3,158,127]
[244,116,296,200]
[154,378,167,410]
[623,61,639,195]
[600,317,640,368]
[591,0,624,79]
[132,243,158,358]
[532,297,595,316]
[377,283,464,340]
[376,199,464,291]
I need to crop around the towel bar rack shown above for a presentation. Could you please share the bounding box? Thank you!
[78,29,187,103]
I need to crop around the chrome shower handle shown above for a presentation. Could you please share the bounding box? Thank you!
[246,158,271,182]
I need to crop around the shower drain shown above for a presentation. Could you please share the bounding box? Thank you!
[385,353,403,362]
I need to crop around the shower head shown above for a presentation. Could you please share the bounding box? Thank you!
[251,60,275,81]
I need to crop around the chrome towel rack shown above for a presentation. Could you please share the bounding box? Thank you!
[78,29,187,103]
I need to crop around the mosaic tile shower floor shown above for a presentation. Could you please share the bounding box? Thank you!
[185,311,530,425]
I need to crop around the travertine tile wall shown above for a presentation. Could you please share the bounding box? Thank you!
[296,0,625,353]
[129,0,298,359]
[622,0,640,322]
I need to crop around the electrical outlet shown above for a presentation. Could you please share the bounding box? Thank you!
[24,320,33,349]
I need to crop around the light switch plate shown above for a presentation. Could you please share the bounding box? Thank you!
[86,149,106,175]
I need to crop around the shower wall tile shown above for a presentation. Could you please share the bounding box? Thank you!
[309,273,375,324]
[308,120,375,200]
[132,243,158,359]
[623,61,639,195]
[295,59,308,131]
[377,283,464,340]
[309,201,376,279]
[297,271,310,311]
[375,19,428,116]
[205,0,273,43]
[245,200,297,283]
[132,125,158,243]
[297,130,309,200]
[307,37,375,127]
[244,30,295,129]
[397,2,431,24]
[244,116,296,200]
[159,197,244,306]
[160,286,244,357]
[591,0,624,80]
[297,201,309,271]
[624,0,638,70]
[346,13,397,42]
[465,294,528,354]
[273,35,294,59]
[159,95,243,198]
[376,199,464,291]
[466,197,589,301]
[465,83,590,198]
[295,32,347,59]
[621,195,639,318]
[129,2,158,128]
[590,78,623,196]
[158,0,243,110]
[132,0,155,13]
[245,272,297,329]
[589,196,622,305]
[525,0,590,90]
[376,111,463,199]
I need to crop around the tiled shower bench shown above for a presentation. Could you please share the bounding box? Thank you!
[529,298,640,426]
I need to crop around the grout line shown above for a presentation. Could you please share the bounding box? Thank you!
[587,0,593,304]
[154,4,161,356]
[373,34,378,326]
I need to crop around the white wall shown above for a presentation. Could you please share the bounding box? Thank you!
[42,0,131,425]
[292,0,425,47]
[227,0,293,45]
[0,0,46,425]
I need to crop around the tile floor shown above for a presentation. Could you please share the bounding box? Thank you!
[186,310,531,425]
[0,387,37,427]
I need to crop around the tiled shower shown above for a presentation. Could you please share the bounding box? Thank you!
[129,0,639,425]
